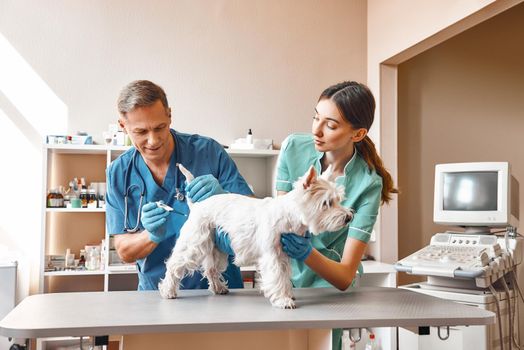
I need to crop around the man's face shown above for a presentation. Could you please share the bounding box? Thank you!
[119,100,173,163]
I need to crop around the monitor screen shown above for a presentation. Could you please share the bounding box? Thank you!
[443,172,498,211]
[434,162,518,230]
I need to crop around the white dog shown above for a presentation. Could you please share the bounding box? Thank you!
[158,164,353,309]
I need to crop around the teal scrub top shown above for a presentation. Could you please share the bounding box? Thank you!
[276,133,382,288]
[106,129,253,291]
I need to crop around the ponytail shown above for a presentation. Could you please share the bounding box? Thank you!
[356,136,398,204]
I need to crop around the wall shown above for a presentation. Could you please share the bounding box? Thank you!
[397,2,524,284]
[366,0,522,263]
[0,0,367,146]
[0,0,367,300]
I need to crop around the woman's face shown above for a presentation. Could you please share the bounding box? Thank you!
[312,98,363,153]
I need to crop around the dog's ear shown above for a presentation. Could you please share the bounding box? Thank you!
[302,166,317,189]
[320,164,335,181]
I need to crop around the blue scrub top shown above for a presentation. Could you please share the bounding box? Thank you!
[106,129,253,290]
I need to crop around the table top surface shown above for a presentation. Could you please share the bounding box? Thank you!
[0,287,494,338]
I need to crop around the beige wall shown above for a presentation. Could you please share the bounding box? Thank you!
[367,0,498,141]
[397,2,524,285]
[0,0,367,146]
[0,0,367,300]
[366,0,521,263]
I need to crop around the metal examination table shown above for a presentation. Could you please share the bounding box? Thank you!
[0,287,495,350]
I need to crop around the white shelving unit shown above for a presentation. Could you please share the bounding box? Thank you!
[39,143,279,294]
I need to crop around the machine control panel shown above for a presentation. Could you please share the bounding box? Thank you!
[395,233,503,279]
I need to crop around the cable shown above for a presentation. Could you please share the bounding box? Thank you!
[510,272,523,350]
[489,283,505,350]
[511,269,524,303]
[501,278,513,350]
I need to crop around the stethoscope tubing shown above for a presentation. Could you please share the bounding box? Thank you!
[123,149,146,233]
[122,144,186,233]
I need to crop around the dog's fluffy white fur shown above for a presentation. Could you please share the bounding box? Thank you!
[158,164,352,308]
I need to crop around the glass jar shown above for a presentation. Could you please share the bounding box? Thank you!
[85,246,101,271]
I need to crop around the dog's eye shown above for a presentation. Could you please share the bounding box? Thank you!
[322,200,334,209]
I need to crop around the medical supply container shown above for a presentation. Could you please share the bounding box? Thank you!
[88,188,97,208]
[80,188,88,208]
[46,189,64,208]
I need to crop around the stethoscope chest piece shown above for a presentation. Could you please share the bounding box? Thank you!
[175,188,185,202]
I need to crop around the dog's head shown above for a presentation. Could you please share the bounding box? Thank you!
[293,166,353,235]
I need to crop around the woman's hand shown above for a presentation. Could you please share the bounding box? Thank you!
[280,231,312,261]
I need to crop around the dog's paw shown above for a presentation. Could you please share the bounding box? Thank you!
[210,284,229,295]
[158,281,178,299]
[217,287,230,295]
[272,297,296,309]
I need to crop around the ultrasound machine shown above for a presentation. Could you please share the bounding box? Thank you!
[396,162,522,350]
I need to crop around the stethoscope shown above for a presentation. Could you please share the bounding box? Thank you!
[123,148,186,233]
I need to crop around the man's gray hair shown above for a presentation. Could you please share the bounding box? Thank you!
[117,80,169,116]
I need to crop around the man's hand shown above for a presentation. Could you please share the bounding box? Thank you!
[185,174,226,202]
[280,231,313,261]
[141,202,171,244]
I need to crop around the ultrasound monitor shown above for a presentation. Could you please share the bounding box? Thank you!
[433,162,519,233]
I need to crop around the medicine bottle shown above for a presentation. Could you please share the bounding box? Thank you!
[88,189,97,208]
[80,189,88,208]
[47,189,64,208]
[364,333,377,350]
[78,249,86,268]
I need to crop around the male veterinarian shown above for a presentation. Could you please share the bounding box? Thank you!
[106,80,253,290]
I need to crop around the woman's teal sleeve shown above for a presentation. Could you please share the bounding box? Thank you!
[275,137,294,192]
[347,179,382,243]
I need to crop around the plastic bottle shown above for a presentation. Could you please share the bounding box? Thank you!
[65,249,75,268]
[246,129,253,144]
[364,333,377,350]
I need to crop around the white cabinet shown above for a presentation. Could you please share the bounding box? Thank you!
[39,144,279,293]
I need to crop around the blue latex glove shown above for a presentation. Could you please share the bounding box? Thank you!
[280,231,312,261]
[214,227,234,256]
[185,174,226,202]
[141,202,171,244]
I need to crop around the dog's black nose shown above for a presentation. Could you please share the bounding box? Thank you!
[344,214,352,224]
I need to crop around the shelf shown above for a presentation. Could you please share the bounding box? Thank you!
[46,207,105,213]
[226,149,279,158]
[107,145,131,152]
[44,270,105,276]
[108,265,138,274]
[45,144,108,154]
[45,143,278,157]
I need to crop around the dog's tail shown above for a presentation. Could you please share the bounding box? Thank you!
[177,163,194,209]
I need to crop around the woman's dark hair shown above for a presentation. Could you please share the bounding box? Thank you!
[319,81,398,204]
